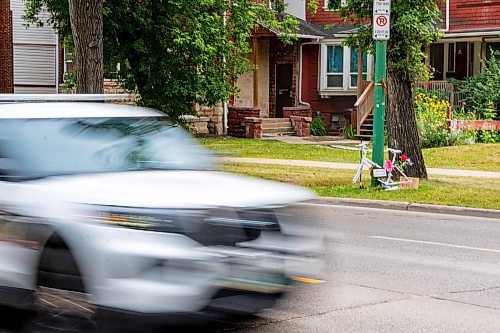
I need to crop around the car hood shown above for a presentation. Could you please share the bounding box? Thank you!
[25,170,315,209]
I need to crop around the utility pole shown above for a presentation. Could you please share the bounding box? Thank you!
[371,0,390,186]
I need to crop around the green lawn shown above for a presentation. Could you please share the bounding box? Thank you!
[200,138,500,172]
[222,163,500,210]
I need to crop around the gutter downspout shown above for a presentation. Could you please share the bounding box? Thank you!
[445,0,449,32]
[55,35,59,94]
[299,40,321,107]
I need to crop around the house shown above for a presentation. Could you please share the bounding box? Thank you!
[227,0,376,137]
[0,0,61,94]
[429,0,500,81]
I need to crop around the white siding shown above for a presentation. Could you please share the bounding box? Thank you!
[13,45,56,86]
[10,0,57,45]
[285,0,306,20]
[14,86,57,94]
[10,0,57,93]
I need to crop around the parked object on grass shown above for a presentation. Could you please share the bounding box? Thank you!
[330,143,414,190]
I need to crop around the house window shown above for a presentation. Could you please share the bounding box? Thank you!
[326,45,344,88]
[322,44,371,92]
[324,0,347,10]
[350,48,367,88]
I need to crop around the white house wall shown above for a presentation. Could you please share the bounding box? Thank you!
[285,0,306,21]
[10,0,57,93]
[234,38,270,117]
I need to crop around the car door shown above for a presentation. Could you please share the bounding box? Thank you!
[0,141,47,305]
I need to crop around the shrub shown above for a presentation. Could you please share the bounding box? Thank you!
[344,124,356,140]
[459,49,500,119]
[415,92,451,148]
[311,116,327,136]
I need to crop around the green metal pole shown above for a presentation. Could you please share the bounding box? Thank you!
[371,40,387,186]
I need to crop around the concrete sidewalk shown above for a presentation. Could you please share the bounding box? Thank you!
[219,157,500,178]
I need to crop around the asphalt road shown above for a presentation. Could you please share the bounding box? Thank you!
[221,204,500,332]
[1,204,499,332]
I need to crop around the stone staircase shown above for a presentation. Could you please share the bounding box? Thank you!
[261,118,295,137]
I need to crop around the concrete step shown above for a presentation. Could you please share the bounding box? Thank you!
[262,131,295,137]
[262,122,293,129]
[262,127,295,134]
[261,118,291,124]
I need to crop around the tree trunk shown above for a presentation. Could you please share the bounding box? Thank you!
[69,0,103,94]
[386,67,428,179]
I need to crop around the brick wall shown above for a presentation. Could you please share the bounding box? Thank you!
[0,0,13,93]
[448,0,500,31]
[269,37,299,118]
[228,106,260,137]
[306,0,343,25]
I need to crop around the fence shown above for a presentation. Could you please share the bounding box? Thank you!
[414,81,466,110]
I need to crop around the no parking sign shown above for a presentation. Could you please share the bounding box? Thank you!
[373,0,391,40]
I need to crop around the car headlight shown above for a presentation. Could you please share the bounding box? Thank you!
[78,205,281,246]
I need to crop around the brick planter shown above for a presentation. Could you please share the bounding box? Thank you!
[244,117,263,139]
[290,116,312,137]
[228,106,260,137]
[283,105,312,118]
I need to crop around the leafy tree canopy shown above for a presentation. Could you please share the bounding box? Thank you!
[328,0,442,82]
[24,0,299,121]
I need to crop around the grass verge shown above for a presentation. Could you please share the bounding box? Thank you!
[200,138,500,172]
[222,163,500,210]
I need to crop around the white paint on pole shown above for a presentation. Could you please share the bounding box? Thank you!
[373,0,391,40]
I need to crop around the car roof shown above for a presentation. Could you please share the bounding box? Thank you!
[0,102,162,119]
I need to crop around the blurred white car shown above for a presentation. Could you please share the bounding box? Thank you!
[0,101,322,330]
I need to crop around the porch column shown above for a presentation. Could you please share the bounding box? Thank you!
[252,37,259,108]
[481,38,487,74]
[425,45,431,70]
[357,48,364,98]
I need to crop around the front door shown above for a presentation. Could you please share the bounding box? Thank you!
[275,64,293,118]
[455,42,468,80]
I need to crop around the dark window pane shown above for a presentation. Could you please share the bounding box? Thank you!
[350,48,368,72]
[327,46,343,73]
[327,75,343,88]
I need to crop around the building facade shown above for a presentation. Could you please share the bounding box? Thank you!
[0,0,59,94]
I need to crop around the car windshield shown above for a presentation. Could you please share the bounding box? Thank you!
[0,117,213,180]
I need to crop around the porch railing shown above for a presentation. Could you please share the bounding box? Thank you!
[414,80,455,92]
[354,81,374,134]
[414,80,466,110]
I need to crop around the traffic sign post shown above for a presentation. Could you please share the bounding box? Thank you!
[371,0,390,186]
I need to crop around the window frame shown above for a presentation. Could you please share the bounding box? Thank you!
[320,43,372,94]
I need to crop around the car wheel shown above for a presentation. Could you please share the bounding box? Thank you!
[25,236,97,333]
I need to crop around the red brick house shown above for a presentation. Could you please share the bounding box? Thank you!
[294,0,500,137]
[429,0,500,81]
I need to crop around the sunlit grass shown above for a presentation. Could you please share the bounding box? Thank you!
[200,138,500,172]
[222,163,500,210]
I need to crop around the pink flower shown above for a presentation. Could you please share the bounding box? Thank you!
[384,159,395,172]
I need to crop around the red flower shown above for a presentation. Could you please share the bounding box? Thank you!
[400,154,407,162]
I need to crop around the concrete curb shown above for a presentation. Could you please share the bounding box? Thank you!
[312,197,500,220]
